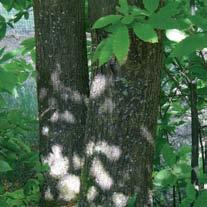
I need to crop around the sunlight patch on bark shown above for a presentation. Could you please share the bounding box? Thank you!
[50,110,75,123]
[90,74,107,98]
[43,145,69,178]
[112,192,128,207]
[141,125,154,144]
[58,174,80,201]
[98,98,114,114]
[39,88,47,100]
[45,187,54,201]
[73,153,84,170]
[87,186,98,202]
[86,141,121,161]
[61,110,75,123]
[90,158,113,190]
[42,126,49,136]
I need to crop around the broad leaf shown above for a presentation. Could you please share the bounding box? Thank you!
[197,87,207,97]
[93,15,122,29]
[186,182,196,202]
[133,23,158,43]
[0,160,12,172]
[121,15,134,25]
[112,25,130,63]
[154,169,177,187]
[118,0,129,15]
[99,37,113,65]
[194,191,207,207]
[143,0,160,12]
[171,33,207,57]
[161,143,176,167]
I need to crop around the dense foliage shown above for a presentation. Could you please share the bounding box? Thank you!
[0,0,207,206]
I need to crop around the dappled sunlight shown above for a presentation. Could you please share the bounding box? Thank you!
[73,153,84,170]
[112,192,128,207]
[58,174,80,201]
[98,98,114,114]
[42,126,49,136]
[39,87,48,100]
[87,186,98,202]
[141,125,153,144]
[95,141,122,161]
[86,141,122,161]
[90,158,113,190]
[61,110,75,123]
[90,74,107,98]
[50,110,75,123]
[43,145,69,178]
[45,187,54,201]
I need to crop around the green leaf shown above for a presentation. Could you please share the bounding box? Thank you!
[130,6,150,16]
[197,87,207,97]
[179,198,193,207]
[92,38,109,63]
[194,190,207,207]
[186,183,196,202]
[121,15,134,25]
[161,143,176,167]
[171,33,207,57]
[118,0,129,15]
[133,23,158,43]
[154,169,177,187]
[20,37,35,55]
[147,14,179,30]
[190,66,207,80]
[0,198,9,207]
[0,0,13,11]
[0,50,19,64]
[99,37,113,66]
[127,193,137,207]
[143,0,160,13]
[173,163,191,179]
[0,15,6,40]
[0,160,12,172]
[176,146,191,160]
[93,15,122,29]
[112,24,130,63]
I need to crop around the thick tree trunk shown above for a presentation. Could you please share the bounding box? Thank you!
[33,0,89,206]
[79,1,163,207]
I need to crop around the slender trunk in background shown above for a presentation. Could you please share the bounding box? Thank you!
[33,0,89,206]
[189,82,199,184]
[78,1,163,206]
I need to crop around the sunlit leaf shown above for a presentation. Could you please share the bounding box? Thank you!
[143,0,160,12]
[133,23,158,43]
[93,15,122,29]
[171,33,207,57]
[112,24,130,63]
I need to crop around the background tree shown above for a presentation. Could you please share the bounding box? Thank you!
[33,0,89,206]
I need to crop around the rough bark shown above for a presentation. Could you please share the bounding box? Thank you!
[33,0,89,206]
[78,1,163,207]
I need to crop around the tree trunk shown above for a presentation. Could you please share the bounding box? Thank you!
[33,0,89,206]
[189,81,199,184]
[78,1,163,207]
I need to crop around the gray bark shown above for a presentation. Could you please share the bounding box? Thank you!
[78,1,163,206]
[33,0,89,206]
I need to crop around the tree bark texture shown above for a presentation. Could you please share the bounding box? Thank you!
[78,1,163,206]
[33,0,89,206]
